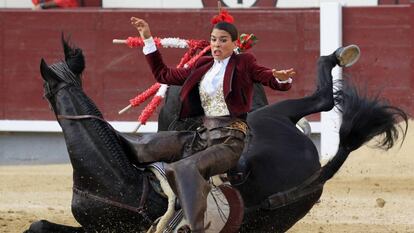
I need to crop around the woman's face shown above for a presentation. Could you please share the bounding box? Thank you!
[210,28,236,61]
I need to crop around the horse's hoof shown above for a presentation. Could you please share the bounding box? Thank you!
[335,44,360,67]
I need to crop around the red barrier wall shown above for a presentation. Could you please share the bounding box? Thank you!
[0,5,412,122]
[343,5,413,117]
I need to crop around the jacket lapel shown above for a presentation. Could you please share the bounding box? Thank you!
[223,53,236,98]
[180,59,214,100]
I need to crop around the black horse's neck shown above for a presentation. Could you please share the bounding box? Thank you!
[33,39,167,232]
[48,84,142,197]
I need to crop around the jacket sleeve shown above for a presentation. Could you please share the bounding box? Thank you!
[145,50,192,86]
[244,53,292,91]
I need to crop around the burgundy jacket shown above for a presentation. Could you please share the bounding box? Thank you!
[145,50,292,119]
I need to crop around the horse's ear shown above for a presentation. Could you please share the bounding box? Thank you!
[61,33,85,76]
[61,33,71,61]
[40,58,59,84]
[40,58,50,81]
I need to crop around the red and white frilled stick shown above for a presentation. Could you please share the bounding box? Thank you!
[113,37,190,49]
[113,36,210,132]
[133,83,169,132]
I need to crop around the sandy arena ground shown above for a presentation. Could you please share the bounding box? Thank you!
[1,122,413,233]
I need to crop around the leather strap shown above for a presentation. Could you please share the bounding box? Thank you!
[57,114,106,122]
[260,170,322,210]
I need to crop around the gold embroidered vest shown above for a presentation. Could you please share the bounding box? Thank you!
[199,81,230,117]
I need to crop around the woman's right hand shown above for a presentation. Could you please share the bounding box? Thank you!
[130,17,152,39]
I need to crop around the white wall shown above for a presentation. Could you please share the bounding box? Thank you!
[0,120,158,133]
[276,0,377,8]
[103,0,203,8]
[221,0,258,8]
[0,0,33,8]
[103,0,378,9]
[0,0,378,9]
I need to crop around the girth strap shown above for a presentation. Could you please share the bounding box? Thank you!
[261,170,322,210]
[245,170,323,212]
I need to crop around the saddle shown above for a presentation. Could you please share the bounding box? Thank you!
[145,162,244,233]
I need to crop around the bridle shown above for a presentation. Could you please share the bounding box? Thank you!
[43,61,81,99]
[44,81,109,125]
[43,81,71,101]
[42,62,107,122]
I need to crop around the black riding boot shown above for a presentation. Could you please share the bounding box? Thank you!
[165,135,244,233]
[118,131,195,164]
[165,161,211,232]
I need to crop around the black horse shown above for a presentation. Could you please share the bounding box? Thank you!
[25,38,407,233]
[157,48,409,232]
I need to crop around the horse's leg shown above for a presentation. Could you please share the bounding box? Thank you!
[251,54,337,125]
[25,220,84,233]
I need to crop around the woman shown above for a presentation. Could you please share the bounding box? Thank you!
[131,17,296,232]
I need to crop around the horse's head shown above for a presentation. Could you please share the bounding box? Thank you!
[41,35,85,104]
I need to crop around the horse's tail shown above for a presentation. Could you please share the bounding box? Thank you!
[318,80,408,182]
[61,33,85,76]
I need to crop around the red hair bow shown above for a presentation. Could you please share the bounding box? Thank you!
[211,9,234,25]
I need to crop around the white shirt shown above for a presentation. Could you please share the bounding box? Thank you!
[200,57,230,96]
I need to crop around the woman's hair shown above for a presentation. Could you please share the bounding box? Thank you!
[212,22,239,41]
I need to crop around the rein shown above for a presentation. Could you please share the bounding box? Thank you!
[57,114,109,123]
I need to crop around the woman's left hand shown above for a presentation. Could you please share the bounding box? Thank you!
[130,17,152,39]
[272,68,296,81]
